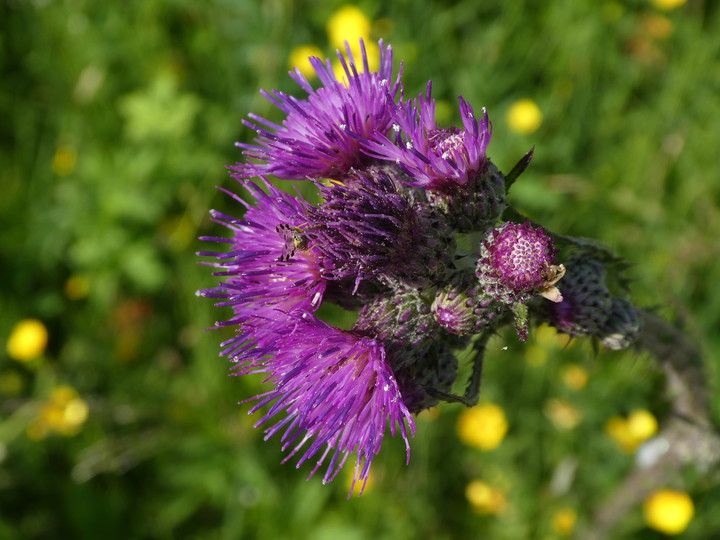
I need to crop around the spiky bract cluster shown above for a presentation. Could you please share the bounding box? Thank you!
[544,251,642,348]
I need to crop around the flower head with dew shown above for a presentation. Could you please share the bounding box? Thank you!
[362,82,491,190]
[234,313,414,495]
[233,40,403,182]
[196,177,327,354]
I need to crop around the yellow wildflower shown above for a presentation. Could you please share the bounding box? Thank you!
[552,507,577,536]
[457,403,508,450]
[651,0,687,11]
[562,364,589,390]
[327,5,371,49]
[604,409,658,453]
[544,398,582,430]
[6,319,48,362]
[604,415,637,453]
[29,385,90,439]
[288,44,324,79]
[52,144,77,176]
[465,480,507,515]
[506,99,542,135]
[626,409,658,441]
[644,489,694,535]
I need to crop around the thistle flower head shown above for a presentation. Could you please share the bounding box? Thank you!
[233,40,402,181]
[196,178,327,348]
[362,82,491,189]
[306,166,453,289]
[199,38,643,493]
[476,222,564,304]
[235,315,415,494]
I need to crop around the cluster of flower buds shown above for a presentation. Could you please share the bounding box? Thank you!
[198,40,640,493]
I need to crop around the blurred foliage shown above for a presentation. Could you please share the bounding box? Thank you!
[1,0,719,538]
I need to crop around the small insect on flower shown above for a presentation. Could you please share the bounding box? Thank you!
[538,263,566,302]
[276,223,310,261]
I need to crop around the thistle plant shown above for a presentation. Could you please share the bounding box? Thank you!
[198,40,718,504]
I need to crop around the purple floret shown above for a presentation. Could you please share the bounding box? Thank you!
[305,166,424,289]
[233,314,415,495]
[197,178,327,349]
[232,40,403,181]
[362,82,491,188]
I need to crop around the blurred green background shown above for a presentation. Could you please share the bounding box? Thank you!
[2,0,719,538]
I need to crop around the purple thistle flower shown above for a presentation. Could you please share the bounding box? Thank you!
[232,40,403,181]
[362,82,491,189]
[234,314,415,495]
[476,222,564,304]
[197,178,327,350]
[306,166,454,290]
[200,37,645,493]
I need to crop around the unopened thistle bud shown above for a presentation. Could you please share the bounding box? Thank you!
[426,160,507,233]
[353,287,439,370]
[598,297,643,350]
[545,252,614,336]
[431,271,502,335]
[544,252,641,349]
